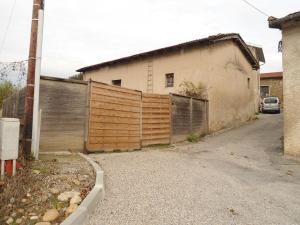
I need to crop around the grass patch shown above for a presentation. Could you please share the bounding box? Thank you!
[187,133,200,143]
[49,195,68,210]
[30,166,49,175]
[146,144,171,149]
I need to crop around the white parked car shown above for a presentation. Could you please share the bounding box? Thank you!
[261,97,281,114]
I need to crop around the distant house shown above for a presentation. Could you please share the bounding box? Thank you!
[269,11,300,157]
[77,33,264,133]
[260,72,283,102]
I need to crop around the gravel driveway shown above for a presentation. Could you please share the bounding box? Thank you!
[87,114,300,225]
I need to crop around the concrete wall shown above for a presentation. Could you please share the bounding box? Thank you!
[39,78,88,152]
[260,78,283,103]
[2,77,88,153]
[171,94,208,142]
[84,40,259,133]
[282,21,300,157]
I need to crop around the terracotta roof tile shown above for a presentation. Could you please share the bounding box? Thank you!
[260,72,283,79]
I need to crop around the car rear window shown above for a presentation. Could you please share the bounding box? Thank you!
[264,98,278,104]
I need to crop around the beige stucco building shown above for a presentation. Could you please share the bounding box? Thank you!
[78,34,264,133]
[269,12,300,157]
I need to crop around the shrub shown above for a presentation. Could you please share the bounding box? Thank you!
[69,73,83,80]
[187,133,199,143]
[179,80,207,99]
[0,80,18,109]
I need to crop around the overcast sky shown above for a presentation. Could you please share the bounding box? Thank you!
[0,0,299,78]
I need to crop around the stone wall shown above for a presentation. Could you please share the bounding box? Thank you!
[260,78,283,103]
[282,21,300,157]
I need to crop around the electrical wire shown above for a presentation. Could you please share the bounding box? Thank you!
[240,0,269,17]
[0,0,18,58]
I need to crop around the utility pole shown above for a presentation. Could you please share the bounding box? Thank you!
[23,0,44,157]
[32,1,44,160]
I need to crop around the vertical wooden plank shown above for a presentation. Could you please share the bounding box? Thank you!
[140,93,143,148]
[84,80,92,153]
[205,100,210,134]
[16,91,19,119]
[189,97,193,133]
[2,98,6,117]
[169,94,172,144]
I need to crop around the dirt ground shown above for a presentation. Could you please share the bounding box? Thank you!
[0,154,95,225]
[87,114,300,225]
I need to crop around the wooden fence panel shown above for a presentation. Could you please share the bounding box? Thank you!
[2,88,25,120]
[2,89,26,141]
[142,93,171,146]
[87,81,142,152]
[2,79,207,153]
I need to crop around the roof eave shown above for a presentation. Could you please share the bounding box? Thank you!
[268,11,300,30]
[269,20,282,29]
[261,76,282,79]
[231,36,260,70]
[77,33,260,72]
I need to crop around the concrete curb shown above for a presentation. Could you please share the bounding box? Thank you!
[60,153,104,225]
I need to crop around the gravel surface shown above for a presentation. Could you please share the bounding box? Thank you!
[0,154,95,225]
[87,114,300,225]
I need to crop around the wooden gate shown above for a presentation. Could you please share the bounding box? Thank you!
[86,81,142,152]
[142,93,171,146]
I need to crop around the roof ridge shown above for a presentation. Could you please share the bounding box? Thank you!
[260,72,283,79]
[77,33,259,72]
[261,72,282,74]
[269,11,300,29]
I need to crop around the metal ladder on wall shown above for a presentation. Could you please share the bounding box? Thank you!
[147,59,154,93]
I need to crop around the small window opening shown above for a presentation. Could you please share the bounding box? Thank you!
[165,73,174,87]
[260,86,270,98]
[112,79,121,86]
[247,78,250,89]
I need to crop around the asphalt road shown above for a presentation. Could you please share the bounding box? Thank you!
[87,114,300,225]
